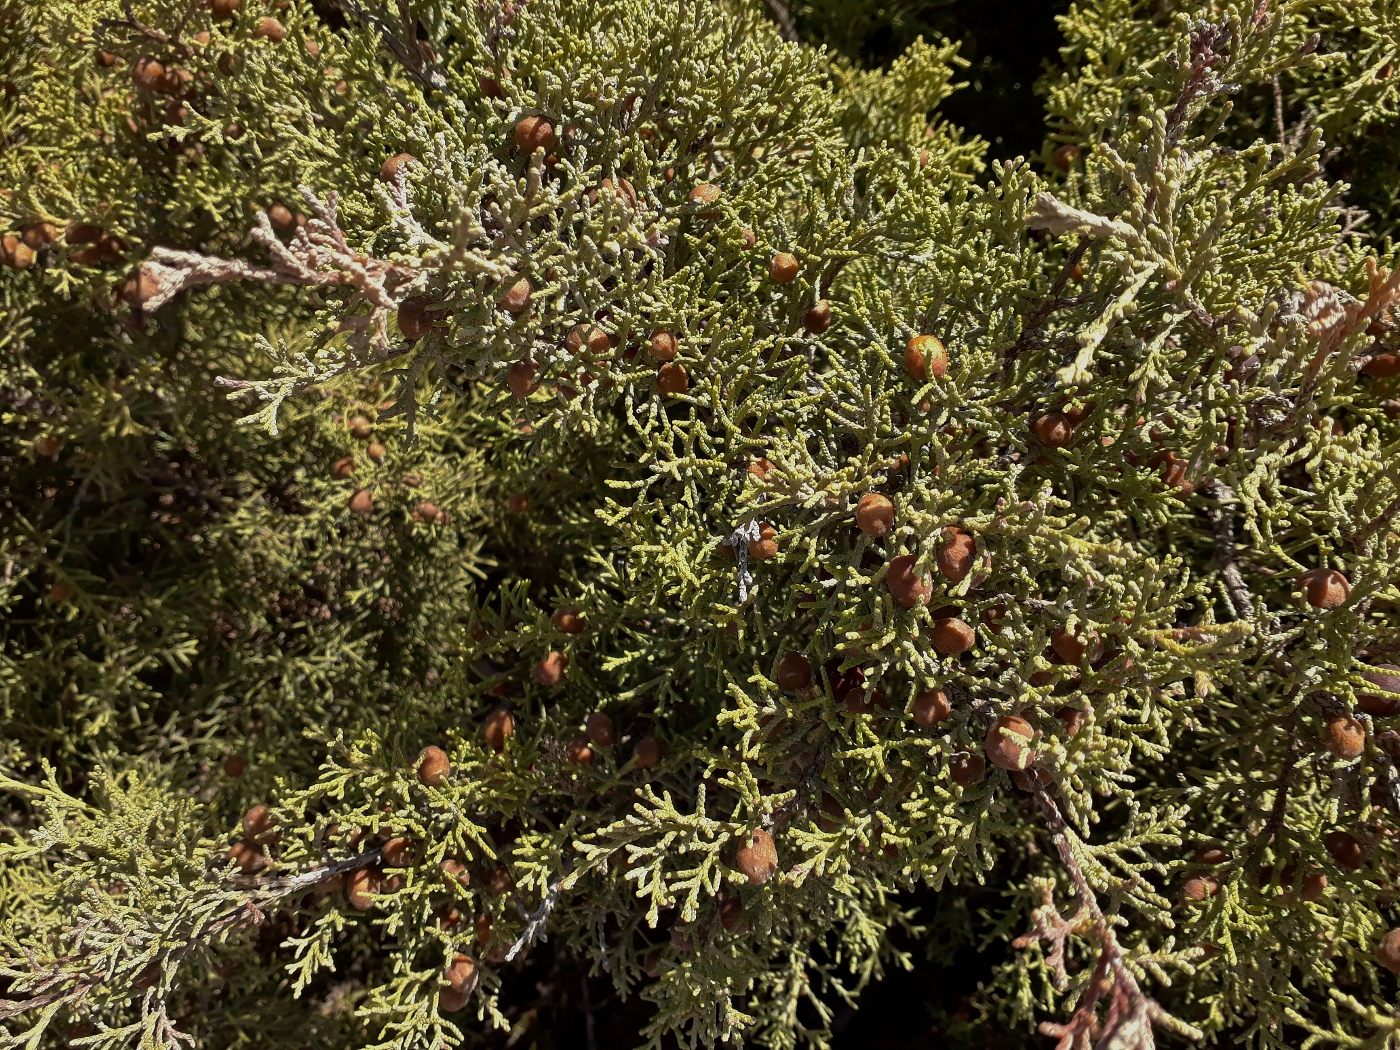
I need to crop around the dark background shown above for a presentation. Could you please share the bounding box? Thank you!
[791,0,1073,160]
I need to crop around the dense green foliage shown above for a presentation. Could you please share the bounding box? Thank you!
[3,1,1400,1047]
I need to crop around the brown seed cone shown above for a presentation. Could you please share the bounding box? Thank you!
[775,652,812,692]
[514,115,557,153]
[885,554,930,608]
[381,836,415,867]
[1055,706,1087,738]
[1362,352,1400,378]
[506,359,539,397]
[911,688,952,726]
[747,457,775,481]
[228,840,264,874]
[348,488,374,515]
[648,329,679,362]
[34,433,64,458]
[1298,871,1328,903]
[633,735,664,768]
[119,267,161,309]
[855,493,895,538]
[131,56,165,90]
[1180,874,1219,904]
[155,65,191,96]
[380,152,415,183]
[1158,451,1195,494]
[416,745,450,786]
[252,16,286,42]
[949,752,985,786]
[803,300,833,334]
[733,829,778,885]
[904,335,947,381]
[1030,411,1074,448]
[1050,143,1080,171]
[768,252,799,284]
[584,711,615,747]
[242,803,275,840]
[483,707,515,752]
[1063,401,1092,425]
[65,221,104,245]
[412,500,443,524]
[1323,830,1366,870]
[688,183,722,217]
[552,607,586,634]
[747,523,778,560]
[1359,664,1400,716]
[397,296,433,340]
[565,322,612,358]
[345,867,381,909]
[474,912,493,945]
[1298,568,1350,609]
[444,952,478,994]
[1375,929,1400,974]
[1323,714,1365,759]
[928,616,975,655]
[498,276,532,315]
[658,362,689,395]
[263,202,294,231]
[1191,845,1230,865]
[439,986,470,1013]
[440,858,470,888]
[21,222,55,250]
[533,650,568,686]
[567,736,594,764]
[597,176,639,208]
[984,715,1037,771]
[1050,627,1102,665]
[0,234,34,270]
[935,529,976,584]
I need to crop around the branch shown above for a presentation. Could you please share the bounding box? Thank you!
[0,849,382,1032]
[337,0,449,95]
[1248,711,1302,859]
[762,0,799,43]
[1200,480,1255,620]
[142,188,413,315]
[1002,238,1092,371]
[1352,489,1400,548]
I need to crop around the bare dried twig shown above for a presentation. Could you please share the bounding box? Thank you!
[1022,784,1200,1049]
